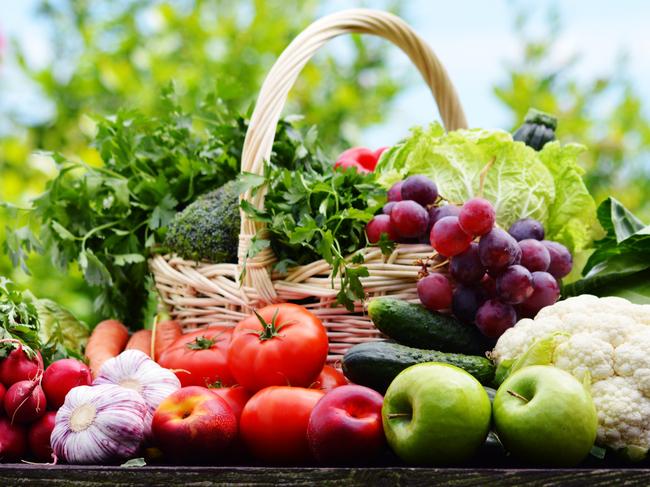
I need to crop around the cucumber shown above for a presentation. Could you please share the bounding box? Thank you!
[368,298,491,355]
[342,340,495,393]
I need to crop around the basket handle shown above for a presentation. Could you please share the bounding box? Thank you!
[238,8,467,302]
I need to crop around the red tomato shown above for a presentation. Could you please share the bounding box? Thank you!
[240,386,324,463]
[210,386,251,420]
[311,365,347,392]
[158,327,235,387]
[228,304,328,392]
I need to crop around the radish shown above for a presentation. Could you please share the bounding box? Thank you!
[28,411,57,462]
[4,379,47,423]
[42,359,92,409]
[0,416,27,461]
[0,382,5,405]
[0,343,44,387]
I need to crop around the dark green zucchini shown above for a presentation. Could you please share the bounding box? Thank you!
[367,298,491,355]
[342,340,495,393]
[513,108,557,150]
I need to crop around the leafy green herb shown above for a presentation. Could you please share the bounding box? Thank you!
[0,278,87,363]
[244,144,385,310]
[6,89,244,327]
[32,296,89,362]
[563,197,650,303]
[0,278,41,359]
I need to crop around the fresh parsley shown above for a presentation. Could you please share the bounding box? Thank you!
[6,88,243,326]
[243,138,386,310]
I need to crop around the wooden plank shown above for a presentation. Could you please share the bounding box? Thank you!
[2,465,650,487]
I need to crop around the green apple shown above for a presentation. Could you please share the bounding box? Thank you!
[382,363,491,465]
[493,365,597,466]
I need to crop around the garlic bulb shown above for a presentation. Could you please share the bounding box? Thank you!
[51,384,146,464]
[93,349,180,438]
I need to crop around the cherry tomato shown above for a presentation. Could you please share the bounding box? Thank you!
[240,386,324,463]
[158,327,235,388]
[311,365,347,392]
[210,386,251,420]
[228,304,328,392]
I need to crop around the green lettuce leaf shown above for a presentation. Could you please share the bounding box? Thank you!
[562,197,650,303]
[375,123,598,253]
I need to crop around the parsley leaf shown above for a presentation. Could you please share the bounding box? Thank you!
[243,128,386,310]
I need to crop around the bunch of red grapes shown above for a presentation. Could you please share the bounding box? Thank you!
[366,175,572,339]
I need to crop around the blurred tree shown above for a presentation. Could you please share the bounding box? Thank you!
[0,0,405,324]
[495,6,650,220]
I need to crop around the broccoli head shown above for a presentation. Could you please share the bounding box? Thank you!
[164,179,240,263]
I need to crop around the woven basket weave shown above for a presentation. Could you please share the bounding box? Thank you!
[150,8,468,363]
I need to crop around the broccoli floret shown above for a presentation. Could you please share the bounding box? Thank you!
[165,180,240,263]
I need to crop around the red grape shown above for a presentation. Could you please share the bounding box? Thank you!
[480,274,497,298]
[417,273,453,311]
[449,243,485,284]
[387,182,403,202]
[383,202,396,215]
[429,204,461,225]
[365,215,397,243]
[496,265,534,304]
[519,239,550,272]
[475,299,517,338]
[401,175,438,206]
[519,271,560,316]
[452,285,486,324]
[542,240,573,279]
[508,218,545,241]
[478,228,521,274]
[459,198,495,236]
[390,200,429,239]
[430,216,473,257]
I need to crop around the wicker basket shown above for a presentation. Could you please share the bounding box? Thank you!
[150,8,468,363]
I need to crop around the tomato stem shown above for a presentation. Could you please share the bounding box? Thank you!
[253,308,285,341]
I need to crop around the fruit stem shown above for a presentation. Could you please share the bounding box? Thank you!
[253,308,286,341]
[507,389,529,403]
[387,413,412,419]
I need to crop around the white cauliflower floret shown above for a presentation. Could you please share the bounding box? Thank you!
[591,377,650,452]
[492,316,567,363]
[493,295,650,457]
[554,333,614,381]
[613,331,650,397]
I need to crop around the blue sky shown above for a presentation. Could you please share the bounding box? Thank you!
[2,0,650,147]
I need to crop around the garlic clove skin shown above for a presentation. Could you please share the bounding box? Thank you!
[93,349,181,439]
[52,384,146,464]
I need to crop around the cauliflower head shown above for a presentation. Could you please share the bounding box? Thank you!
[492,295,650,459]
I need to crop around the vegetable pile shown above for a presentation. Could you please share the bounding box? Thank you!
[3,103,650,471]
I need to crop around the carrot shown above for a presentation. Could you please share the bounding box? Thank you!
[152,319,182,362]
[125,329,153,357]
[85,319,130,378]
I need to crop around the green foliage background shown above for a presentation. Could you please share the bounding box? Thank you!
[1,1,649,326]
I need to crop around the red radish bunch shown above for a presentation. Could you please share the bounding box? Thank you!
[0,417,26,461]
[0,344,43,387]
[4,379,47,423]
[42,359,93,409]
[28,412,58,462]
[0,345,92,463]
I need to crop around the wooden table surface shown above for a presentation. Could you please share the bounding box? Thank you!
[2,464,650,486]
